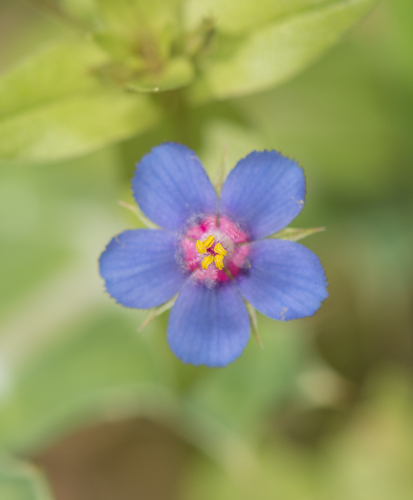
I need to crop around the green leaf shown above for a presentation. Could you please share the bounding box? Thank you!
[0,458,53,500]
[92,32,136,62]
[97,0,182,34]
[190,0,379,101]
[0,39,160,162]
[184,0,332,34]
[0,309,171,453]
[182,448,317,500]
[127,57,195,92]
[0,90,159,163]
[0,40,106,119]
[184,372,413,500]
[321,372,413,500]
[60,0,99,22]
[270,227,325,242]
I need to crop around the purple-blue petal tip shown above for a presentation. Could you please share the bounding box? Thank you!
[132,142,218,232]
[220,150,305,240]
[167,281,251,367]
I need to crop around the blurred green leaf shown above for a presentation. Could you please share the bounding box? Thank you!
[0,458,53,500]
[97,0,182,34]
[320,372,413,500]
[184,372,413,500]
[0,90,159,163]
[184,0,332,34]
[386,0,413,84]
[59,0,99,23]
[183,447,318,500]
[0,40,105,117]
[392,0,413,51]
[0,40,160,162]
[0,145,122,321]
[127,57,195,92]
[191,0,378,101]
[0,309,171,453]
[92,31,136,62]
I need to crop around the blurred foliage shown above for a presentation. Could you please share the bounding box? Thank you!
[1,0,413,499]
[183,372,413,500]
[0,457,52,500]
[0,0,378,162]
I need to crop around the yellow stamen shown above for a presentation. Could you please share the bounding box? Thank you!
[214,254,224,270]
[196,240,206,254]
[214,242,227,256]
[201,255,214,270]
[203,235,215,248]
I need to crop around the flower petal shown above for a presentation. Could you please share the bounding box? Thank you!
[220,150,305,240]
[133,142,218,231]
[99,229,186,309]
[167,281,250,367]
[236,239,328,320]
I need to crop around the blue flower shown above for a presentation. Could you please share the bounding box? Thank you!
[99,143,328,367]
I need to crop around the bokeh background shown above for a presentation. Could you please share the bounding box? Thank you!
[1,0,413,499]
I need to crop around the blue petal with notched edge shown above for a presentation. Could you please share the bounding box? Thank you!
[167,281,250,367]
[219,151,305,240]
[133,143,218,232]
[99,229,186,309]
[236,239,328,321]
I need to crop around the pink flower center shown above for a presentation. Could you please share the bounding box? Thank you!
[178,216,250,285]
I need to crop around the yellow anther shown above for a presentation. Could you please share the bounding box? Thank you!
[214,254,224,270]
[203,235,215,248]
[201,255,214,270]
[196,240,206,254]
[214,242,227,256]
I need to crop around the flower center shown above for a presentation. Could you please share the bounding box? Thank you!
[178,215,250,285]
[196,235,228,270]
